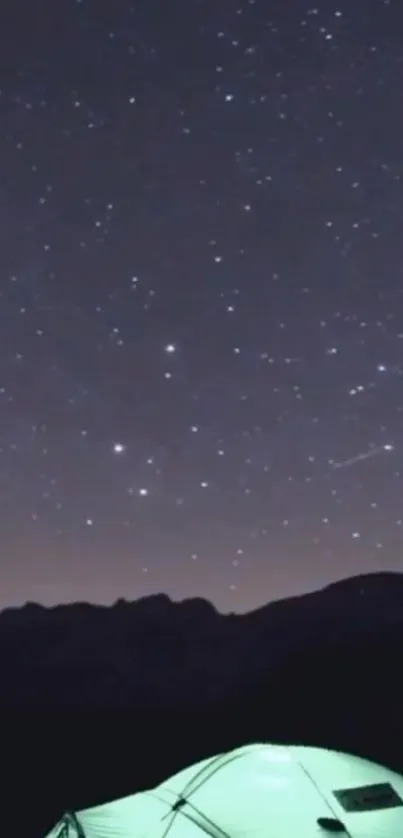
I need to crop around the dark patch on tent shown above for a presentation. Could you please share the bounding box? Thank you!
[333,782,403,812]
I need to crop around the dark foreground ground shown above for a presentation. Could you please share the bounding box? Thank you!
[2,571,403,838]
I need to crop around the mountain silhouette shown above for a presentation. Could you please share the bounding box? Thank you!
[1,571,402,838]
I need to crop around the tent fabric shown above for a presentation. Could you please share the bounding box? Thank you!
[46,743,403,838]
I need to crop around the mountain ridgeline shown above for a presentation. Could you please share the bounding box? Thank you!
[1,570,403,838]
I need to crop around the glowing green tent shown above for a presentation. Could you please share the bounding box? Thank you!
[47,743,403,837]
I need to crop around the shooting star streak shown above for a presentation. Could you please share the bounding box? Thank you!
[333,444,394,470]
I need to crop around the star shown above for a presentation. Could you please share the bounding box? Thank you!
[0,0,402,613]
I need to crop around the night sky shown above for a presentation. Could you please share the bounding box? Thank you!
[1,0,403,613]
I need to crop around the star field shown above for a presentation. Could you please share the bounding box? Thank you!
[1,0,403,612]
